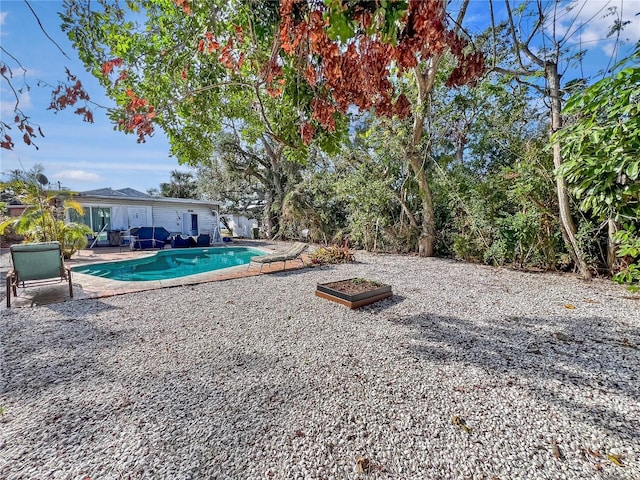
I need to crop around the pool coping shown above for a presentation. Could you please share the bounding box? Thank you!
[3,241,312,307]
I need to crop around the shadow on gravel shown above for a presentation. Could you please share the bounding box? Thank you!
[1,300,128,397]
[396,312,640,440]
[1,337,320,478]
[353,294,406,312]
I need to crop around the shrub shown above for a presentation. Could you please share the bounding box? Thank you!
[0,178,90,258]
[309,245,355,265]
[612,225,640,292]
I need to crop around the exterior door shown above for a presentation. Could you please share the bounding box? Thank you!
[183,213,198,235]
[191,214,198,236]
[128,207,147,229]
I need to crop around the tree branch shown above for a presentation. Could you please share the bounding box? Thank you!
[24,0,71,60]
[504,0,544,69]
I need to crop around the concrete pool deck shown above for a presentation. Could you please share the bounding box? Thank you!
[2,240,313,308]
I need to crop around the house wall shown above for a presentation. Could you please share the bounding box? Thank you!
[223,214,258,238]
[72,200,152,231]
[71,197,220,238]
[152,204,218,236]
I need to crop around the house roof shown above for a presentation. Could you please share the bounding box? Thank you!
[78,187,220,206]
[80,187,150,198]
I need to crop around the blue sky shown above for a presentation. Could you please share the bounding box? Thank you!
[1,1,638,194]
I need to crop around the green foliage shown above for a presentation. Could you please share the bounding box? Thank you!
[0,176,90,258]
[557,47,640,223]
[557,46,640,285]
[423,62,573,269]
[62,0,348,165]
[612,224,640,292]
[336,159,396,250]
[160,170,198,198]
[309,245,355,265]
[334,117,421,252]
[436,128,565,270]
[58,222,92,259]
[282,170,348,244]
[323,0,409,44]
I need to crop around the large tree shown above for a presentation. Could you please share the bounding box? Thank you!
[62,0,346,237]
[197,129,305,237]
[487,0,633,278]
[276,0,485,256]
[63,0,484,252]
[160,170,198,199]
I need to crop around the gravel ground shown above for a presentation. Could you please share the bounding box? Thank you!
[1,252,639,479]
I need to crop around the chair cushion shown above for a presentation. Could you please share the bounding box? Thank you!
[251,254,286,263]
[196,234,210,246]
[10,242,63,281]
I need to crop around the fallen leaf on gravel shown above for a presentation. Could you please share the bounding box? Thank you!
[552,440,563,460]
[564,304,576,309]
[583,298,600,304]
[356,456,370,473]
[589,450,603,458]
[452,416,472,434]
[606,453,623,466]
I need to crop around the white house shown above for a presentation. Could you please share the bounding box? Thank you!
[222,214,259,238]
[68,188,222,245]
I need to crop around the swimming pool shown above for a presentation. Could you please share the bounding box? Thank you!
[72,247,266,281]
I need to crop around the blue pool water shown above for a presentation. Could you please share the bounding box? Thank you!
[72,247,266,281]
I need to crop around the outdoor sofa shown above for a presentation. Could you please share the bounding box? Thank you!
[130,226,171,250]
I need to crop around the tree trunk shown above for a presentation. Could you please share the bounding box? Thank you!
[407,59,442,257]
[261,137,287,239]
[394,189,419,228]
[263,191,274,239]
[402,0,468,257]
[546,62,592,280]
[407,146,436,256]
[607,218,618,273]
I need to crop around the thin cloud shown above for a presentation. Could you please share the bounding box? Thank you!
[54,170,102,182]
[552,0,640,53]
[0,90,33,117]
[0,11,8,38]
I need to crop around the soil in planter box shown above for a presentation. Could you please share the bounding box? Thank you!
[323,279,384,296]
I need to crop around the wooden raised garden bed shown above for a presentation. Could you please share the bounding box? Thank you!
[315,278,392,309]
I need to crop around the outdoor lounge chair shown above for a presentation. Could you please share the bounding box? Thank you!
[6,241,73,307]
[247,242,309,273]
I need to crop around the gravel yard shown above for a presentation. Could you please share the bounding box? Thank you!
[1,251,639,479]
